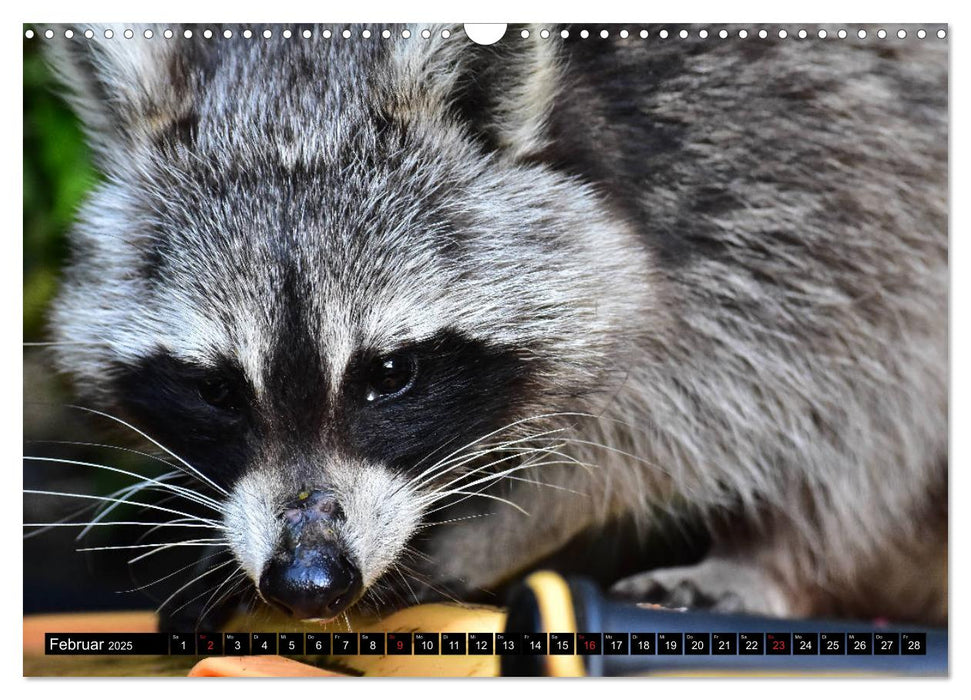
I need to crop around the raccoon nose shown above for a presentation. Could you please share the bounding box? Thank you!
[259,545,362,621]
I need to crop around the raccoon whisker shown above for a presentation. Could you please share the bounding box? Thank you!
[421,447,568,499]
[494,430,676,481]
[412,425,574,482]
[156,559,238,617]
[79,473,205,540]
[196,567,248,627]
[392,560,466,607]
[390,563,421,607]
[25,439,179,468]
[403,432,467,475]
[423,489,529,516]
[23,495,112,541]
[67,474,179,541]
[116,550,227,594]
[239,588,258,620]
[196,576,249,631]
[405,412,583,488]
[24,521,221,530]
[62,404,230,497]
[140,517,225,539]
[408,426,572,490]
[523,411,690,474]
[23,469,192,540]
[127,540,227,564]
[425,444,592,498]
[363,579,390,611]
[423,458,596,515]
[414,434,572,487]
[498,474,586,495]
[22,341,108,347]
[24,456,224,512]
[73,538,223,555]
[534,434,677,477]
[399,542,433,566]
[416,511,497,530]
[23,489,224,527]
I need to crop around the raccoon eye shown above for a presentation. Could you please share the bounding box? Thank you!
[197,378,238,412]
[365,353,417,402]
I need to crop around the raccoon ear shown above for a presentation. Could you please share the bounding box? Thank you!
[391,25,562,162]
[448,25,562,161]
[43,24,199,168]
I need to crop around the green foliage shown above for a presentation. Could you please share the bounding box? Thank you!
[23,36,98,340]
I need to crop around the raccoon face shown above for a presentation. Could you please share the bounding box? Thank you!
[47,25,654,620]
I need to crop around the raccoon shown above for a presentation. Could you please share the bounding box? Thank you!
[42,23,947,629]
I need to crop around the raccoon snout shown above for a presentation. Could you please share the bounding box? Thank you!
[258,489,362,621]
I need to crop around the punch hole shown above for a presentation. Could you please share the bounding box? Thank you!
[322,29,332,39]
[124,28,134,39]
[897,29,907,39]
[522,29,530,39]
[560,29,569,39]
[778,29,787,38]
[104,29,113,39]
[143,29,153,39]
[837,29,847,38]
[421,29,431,39]
[441,29,450,39]
[620,29,629,38]
[163,29,173,39]
[857,29,867,39]
[699,30,708,38]
[203,29,213,39]
[679,29,687,39]
[342,29,351,38]
[798,29,807,39]
[24,28,34,39]
[639,29,648,39]
[362,29,372,39]
[818,29,827,38]
[402,29,411,39]
[382,29,391,38]
[738,29,748,38]
[283,29,292,39]
[758,29,768,38]
[718,29,728,39]
[183,29,192,39]
[937,29,946,39]
[917,29,926,39]
[44,28,53,38]
[659,29,668,39]
[263,29,272,39]
[85,29,94,38]
[64,29,74,38]
[223,29,233,39]
[464,24,506,45]
[303,29,312,39]
[243,29,253,39]
[540,29,550,39]
[580,29,589,39]
[877,29,887,39]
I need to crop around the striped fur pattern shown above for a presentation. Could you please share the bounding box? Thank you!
[45,24,947,625]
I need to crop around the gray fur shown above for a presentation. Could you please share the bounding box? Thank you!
[45,23,947,623]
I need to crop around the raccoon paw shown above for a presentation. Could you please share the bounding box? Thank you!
[609,558,791,617]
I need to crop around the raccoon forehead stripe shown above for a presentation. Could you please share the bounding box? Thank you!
[263,271,330,434]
